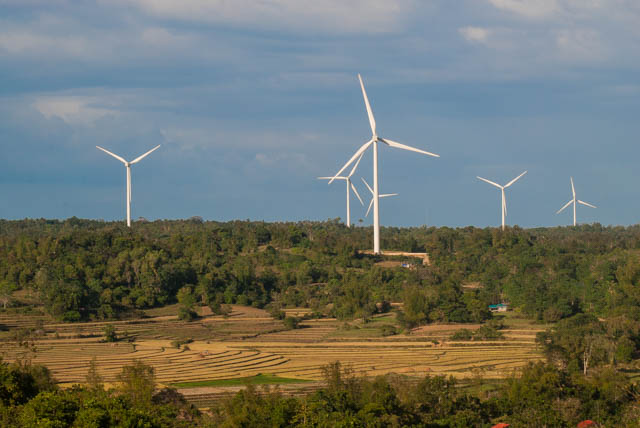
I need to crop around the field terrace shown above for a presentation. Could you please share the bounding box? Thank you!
[0,306,544,392]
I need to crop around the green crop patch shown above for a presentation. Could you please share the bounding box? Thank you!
[171,374,312,388]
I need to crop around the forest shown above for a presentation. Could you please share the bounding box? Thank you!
[1,218,640,325]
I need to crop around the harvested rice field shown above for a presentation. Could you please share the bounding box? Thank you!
[0,306,544,396]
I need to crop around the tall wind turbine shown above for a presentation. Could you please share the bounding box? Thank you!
[556,177,596,226]
[361,178,398,218]
[96,145,161,227]
[318,154,365,227]
[330,74,439,254]
[477,171,527,231]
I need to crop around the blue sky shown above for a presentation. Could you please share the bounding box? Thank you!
[1,0,639,228]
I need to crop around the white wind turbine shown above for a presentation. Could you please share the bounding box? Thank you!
[96,145,161,227]
[556,177,596,226]
[477,171,527,231]
[361,178,397,218]
[317,154,365,227]
[330,74,439,254]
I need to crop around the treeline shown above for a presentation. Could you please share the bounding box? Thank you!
[1,358,638,427]
[1,218,640,325]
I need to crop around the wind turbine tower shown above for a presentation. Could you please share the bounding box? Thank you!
[556,177,596,226]
[96,145,161,227]
[477,171,527,231]
[318,154,364,227]
[330,74,439,254]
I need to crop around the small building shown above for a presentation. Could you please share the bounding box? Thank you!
[488,303,508,312]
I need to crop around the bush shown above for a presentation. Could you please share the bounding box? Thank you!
[379,324,397,337]
[103,324,117,342]
[178,307,198,322]
[451,329,473,340]
[473,326,504,341]
[170,338,193,349]
[283,317,300,330]
[62,311,82,322]
[267,304,286,320]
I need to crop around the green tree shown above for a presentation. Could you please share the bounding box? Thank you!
[116,360,156,408]
[177,285,198,321]
[85,357,104,392]
[0,281,17,309]
[103,324,117,342]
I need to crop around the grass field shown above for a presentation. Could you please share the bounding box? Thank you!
[171,374,312,388]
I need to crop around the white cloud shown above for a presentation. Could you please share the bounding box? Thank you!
[254,152,313,172]
[33,96,118,125]
[140,27,193,47]
[118,0,416,33]
[459,26,491,43]
[487,0,559,18]
[555,29,606,62]
[0,30,88,55]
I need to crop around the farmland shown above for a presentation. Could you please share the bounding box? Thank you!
[0,304,543,403]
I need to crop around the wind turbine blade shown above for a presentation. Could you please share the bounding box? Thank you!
[348,153,364,178]
[556,200,573,214]
[318,176,346,181]
[504,170,527,188]
[570,177,575,198]
[379,138,439,157]
[329,139,373,184]
[366,198,374,217]
[578,200,597,209]
[380,193,398,198]
[96,146,127,164]
[361,177,374,195]
[358,74,376,136]
[351,182,364,205]
[477,176,502,189]
[130,145,161,164]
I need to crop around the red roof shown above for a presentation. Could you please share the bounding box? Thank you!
[577,421,596,428]
[491,424,510,428]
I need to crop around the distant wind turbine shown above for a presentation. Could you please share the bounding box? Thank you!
[556,177,596,226]
[330,74,439,254]
[477,171,527,231]
[96,145,161,227]
[318,154,365,227]
[361,178,397,217]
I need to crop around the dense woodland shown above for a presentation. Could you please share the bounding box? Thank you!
[1,218,640,324]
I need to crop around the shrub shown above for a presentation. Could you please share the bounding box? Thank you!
[103,324,117,342]
[178,307,198,322]
[62,311,82,322]
[473,326,504,340]
[379,324,397,337]
[451,329,473,341]
[283,317,300,330]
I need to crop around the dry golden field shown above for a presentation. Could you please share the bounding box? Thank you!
[0,306,544,393]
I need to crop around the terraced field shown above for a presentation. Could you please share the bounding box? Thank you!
[0,306,544,392]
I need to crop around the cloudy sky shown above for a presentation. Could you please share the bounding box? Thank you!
[1,0,639,228]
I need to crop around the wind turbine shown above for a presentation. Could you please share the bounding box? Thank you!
[96,145,161,227]
[556,177,596,226]
[330,74,439,254]
[318,154,365,227]
[477,171,527,231]
[361,178,397,218]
